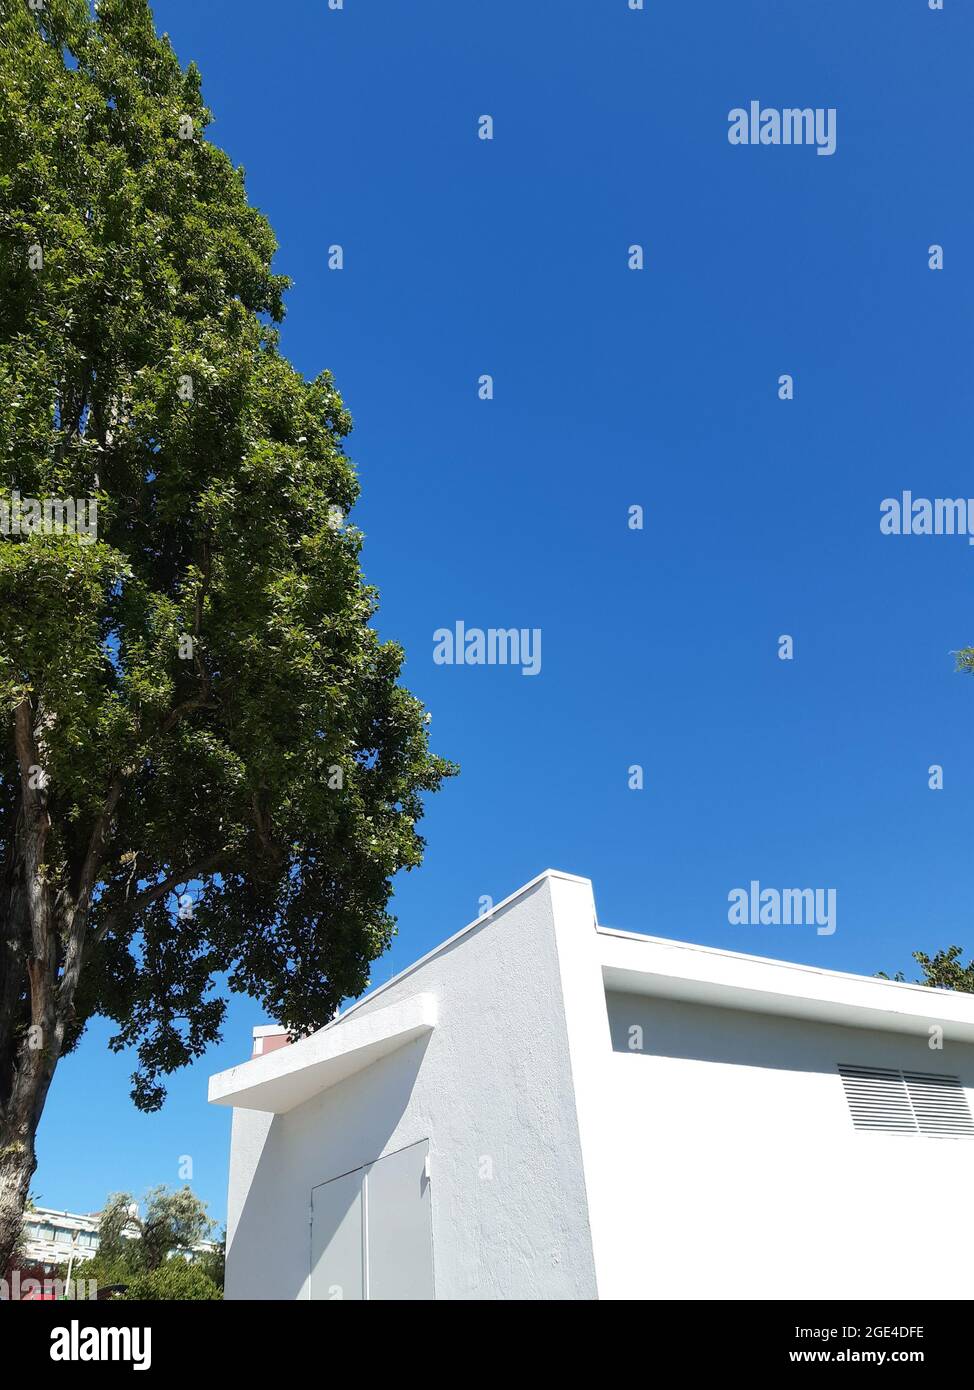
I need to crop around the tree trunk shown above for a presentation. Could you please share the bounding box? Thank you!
[0,702,115,1276]
[0,986,58,1276]
[0,801,32,1275]
[0,1004,59,1274]
[0,1113,37,1275]
[0,703,62,1275]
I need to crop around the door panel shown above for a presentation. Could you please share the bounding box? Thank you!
[366,1140,434,1300]
[310,1140,434,1300]
[310,1168,364,1301]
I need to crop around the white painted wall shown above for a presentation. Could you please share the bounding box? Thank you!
[589,990,974,1299]
[222,869,974,1300]
[224,874,598,1300]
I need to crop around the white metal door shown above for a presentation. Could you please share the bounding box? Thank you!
[310,1167,364,1300]
[366,1140,434,1300]
[309,1140,433,1300]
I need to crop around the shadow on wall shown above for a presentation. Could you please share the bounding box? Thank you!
[605,991,960,1077]
[228,1032,433,1300]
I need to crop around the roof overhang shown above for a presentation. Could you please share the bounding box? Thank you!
[208,993,437,1114]
[598,930,974,1042]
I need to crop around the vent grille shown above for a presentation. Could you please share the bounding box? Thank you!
[902,1070,974,1137]
[838,1064,974,1137]
[838,1065,916,1132]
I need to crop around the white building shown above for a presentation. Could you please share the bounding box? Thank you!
[19,1208,103,1270]
[16,1206,211,1274]
[211,870,974,1300]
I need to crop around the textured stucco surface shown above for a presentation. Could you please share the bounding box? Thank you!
[222,870,974,1300]
[224,874,597,1300]
[590,989,974,1299]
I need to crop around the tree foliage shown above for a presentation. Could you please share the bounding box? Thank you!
[0,0,453,1268]
[0,0,452,1099]
[879,945,974,992]
[97,1185,212,1273]
[123,1257,222,1301]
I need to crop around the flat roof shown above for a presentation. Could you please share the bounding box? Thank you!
[598,925,974,1040]
[215,871,974,1106]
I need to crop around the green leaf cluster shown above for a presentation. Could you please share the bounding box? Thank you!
[0,0,455,1107]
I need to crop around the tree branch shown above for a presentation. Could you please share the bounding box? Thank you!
[12,701,53,964]
[57,778,124,1019]
[92,852,227,947]
[158,695,217,738]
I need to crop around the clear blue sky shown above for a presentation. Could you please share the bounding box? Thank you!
[37,0,974,1227]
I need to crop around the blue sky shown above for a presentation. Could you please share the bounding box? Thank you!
[36,0,974,1226]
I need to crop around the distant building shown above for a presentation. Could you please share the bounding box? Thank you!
[15,1205,214,1278]
[19,1207,106,1273]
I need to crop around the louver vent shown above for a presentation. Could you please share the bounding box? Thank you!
[902,1070,974,1137]
[838,1065,915,1132]
[838,1064,974,1137]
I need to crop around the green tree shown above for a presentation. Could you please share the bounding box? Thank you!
[0,0,454,1272]
[96,1185,212,1274]
[94,1193,140,1273]
[879,945,974,992]
[193,1228,225,1291]
[123,1259,222,1301]
[61,1250,133,1294]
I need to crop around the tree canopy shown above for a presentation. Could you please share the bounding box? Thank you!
[97,1184,213,1272]
[879,945,974,992]
[0,0,453,1270]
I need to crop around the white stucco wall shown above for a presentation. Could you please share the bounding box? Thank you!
[223,873,598,1300]
[590,989,974,1299]
[221,870,974,1300]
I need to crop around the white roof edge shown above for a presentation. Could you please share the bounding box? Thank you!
[237,870,590,1058]
[28,1207,101,1222]
[241,874,974,1055]
[599,936,974,1037]
[331,868,592,1026]
[595,924,967,1007]
[209,993,438,1114]
[236,875,974,1067]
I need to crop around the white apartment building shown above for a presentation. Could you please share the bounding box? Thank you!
[19,1208,102,1270]
[16,1206,213,1275]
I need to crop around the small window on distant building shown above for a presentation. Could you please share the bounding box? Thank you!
[838,1064,974,1136]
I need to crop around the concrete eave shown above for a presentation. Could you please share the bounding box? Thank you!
[208,993,437,1114]
[597,930,974,1041]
